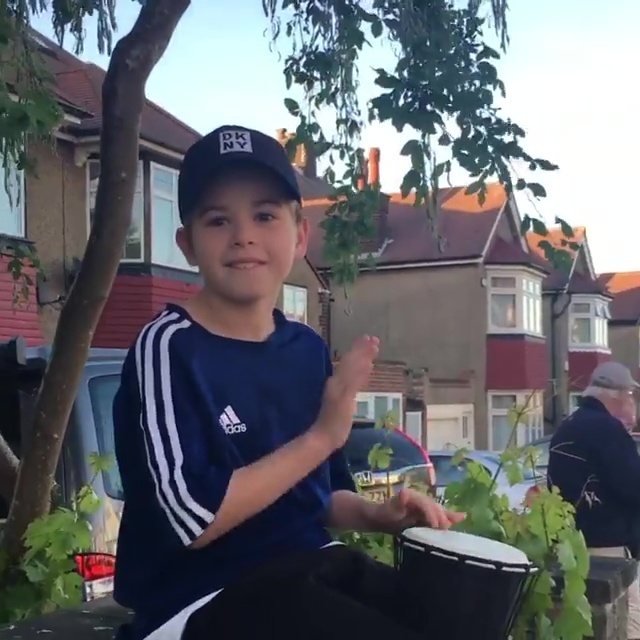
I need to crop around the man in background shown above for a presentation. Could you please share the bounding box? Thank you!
[548,361,640,639]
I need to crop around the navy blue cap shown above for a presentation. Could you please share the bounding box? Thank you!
[178,125,302,223]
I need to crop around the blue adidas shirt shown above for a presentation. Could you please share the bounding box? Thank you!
[112,304,355,639]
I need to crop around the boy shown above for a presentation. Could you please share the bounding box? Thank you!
[112,125,463,640]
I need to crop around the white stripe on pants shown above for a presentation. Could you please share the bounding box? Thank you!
[589,547,640,639]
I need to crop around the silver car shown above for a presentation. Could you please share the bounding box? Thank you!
[0,340,127,602]
[430,449,543,510]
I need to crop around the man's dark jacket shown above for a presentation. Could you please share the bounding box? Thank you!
[548,396,640,554]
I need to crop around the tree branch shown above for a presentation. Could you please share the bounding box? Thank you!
[1,0,191,564]
[0,433,18,506]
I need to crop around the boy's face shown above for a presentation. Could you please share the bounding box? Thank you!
[176,165,308,306]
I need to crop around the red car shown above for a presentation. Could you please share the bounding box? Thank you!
[343,418,436,502]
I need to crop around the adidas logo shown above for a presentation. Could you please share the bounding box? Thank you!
[219,405,247,435]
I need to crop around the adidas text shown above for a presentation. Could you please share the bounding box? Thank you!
[223,423,247,435]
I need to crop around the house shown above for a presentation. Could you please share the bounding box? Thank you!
[0,33,330,347]
[526,227,611,422]
[597,271,640,380]
[305,148,551,451]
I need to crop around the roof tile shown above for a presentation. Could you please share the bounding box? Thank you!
[598,271,640,323]
[304,184,507,268]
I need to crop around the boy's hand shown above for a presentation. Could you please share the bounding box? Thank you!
[373,488,466,534]
[313,335,379,451]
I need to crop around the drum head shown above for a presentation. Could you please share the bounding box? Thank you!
[402,527,530,567]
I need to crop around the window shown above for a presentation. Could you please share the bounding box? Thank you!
[569,393,581,414]
[488,391,544,451]
[150,163,195,271]
[487,272,542,336]
[282,284,307,323]
[569,297,610,350]
[355,392,403,429]
[87,160,143,260]
[405,411,423,444]
[0,155,25,237]
[87,374,123,500]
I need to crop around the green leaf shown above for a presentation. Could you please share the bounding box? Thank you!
[400,139,420,157]
[373,69,400,89]
[520,214,531,234]
[556,538,577,571]
[367,442,392,471]
[536,159,559,171]
[399,169,420,199]
[465,180,483,195]
[76,485,101,515]
[527,182,547,199]
[530,218,547,237]
[555,216,574,239]
[88,451,114,474]
[284,98,301,116]
[370,18,383,38]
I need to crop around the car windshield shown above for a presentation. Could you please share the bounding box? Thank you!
[485,453,540,480]
[343,427,425,473]
[433,452,539,484]
[529,440,550,469]
[88,374,124,500]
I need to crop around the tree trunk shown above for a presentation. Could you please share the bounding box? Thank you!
[0,433,18,506]
[1,0,191,564]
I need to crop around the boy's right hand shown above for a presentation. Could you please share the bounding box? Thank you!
[313,336,379,451]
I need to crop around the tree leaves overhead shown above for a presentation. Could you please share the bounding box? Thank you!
[263,0,561,286]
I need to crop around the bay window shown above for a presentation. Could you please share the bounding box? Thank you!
[282,284,307,323]
[488,271,543,336]
[488,391,544,451]
[569,297,610,350]
[0,155,25,238]
[150,163,196,271]
[87,159,143,260]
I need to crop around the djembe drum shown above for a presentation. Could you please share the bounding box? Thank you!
[394,527,536,640]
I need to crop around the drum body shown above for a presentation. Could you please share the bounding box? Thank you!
[395,528,536,640]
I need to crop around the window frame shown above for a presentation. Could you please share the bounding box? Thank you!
[355,392,404,430]
[487,390,544,451]
[282,284,308,324]
[149,162,197,272]
[568,294,611,351]
[0,154,26,238]
[86,158,144,262]
[486,269,543,337]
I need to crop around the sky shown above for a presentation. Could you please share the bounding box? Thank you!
[31,1,640,274]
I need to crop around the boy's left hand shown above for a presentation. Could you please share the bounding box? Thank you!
[374,487,465,534]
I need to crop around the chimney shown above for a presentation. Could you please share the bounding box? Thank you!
[368,147,381,188]
[359,147,389,255]
[275,127,317,179]
[356,156,368,191]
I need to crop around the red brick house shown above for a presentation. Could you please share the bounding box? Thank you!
[305,149,550,451]
[597,271,640,381]
[526,227,611,424]
[0,33,330,348]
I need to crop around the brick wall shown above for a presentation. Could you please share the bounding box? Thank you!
[568,350,612,391]
[331,358,408,394]
[486,335,548,390]
[93,274,199,348]
[0,254,42,345]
